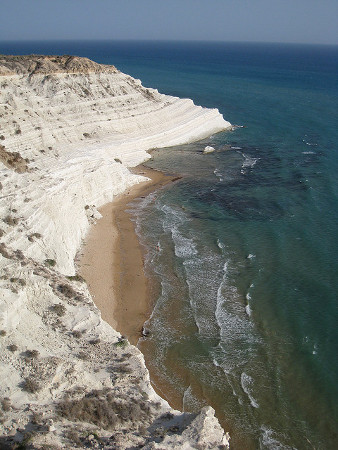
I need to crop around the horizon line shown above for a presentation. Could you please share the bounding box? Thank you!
[1,38,337,47]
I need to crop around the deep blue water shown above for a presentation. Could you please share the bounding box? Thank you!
[2,40,338,449]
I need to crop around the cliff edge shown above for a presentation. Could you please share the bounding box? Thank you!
[0,55,231,449]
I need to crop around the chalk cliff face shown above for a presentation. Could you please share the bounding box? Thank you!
[0,55,231,449]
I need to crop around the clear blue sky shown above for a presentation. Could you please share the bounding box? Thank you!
[1,0,337,45]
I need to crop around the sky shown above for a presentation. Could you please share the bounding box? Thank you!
[0,0,337,45]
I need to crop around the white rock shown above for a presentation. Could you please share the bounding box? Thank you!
[203,145,215,154]
[0,55,231,449]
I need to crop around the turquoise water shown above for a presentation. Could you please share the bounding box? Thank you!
[2,41,337,449]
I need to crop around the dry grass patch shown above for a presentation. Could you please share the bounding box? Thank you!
[1,398,11,412]
[57,389,152,430]
[65,429,82,447]
[77,351,89,361]
[0,144,29,173]
[8,344,18,352]
[25,349,40,359]
[10,277,26,286]
[57,283,77,298]
[28,232,42,242]
[72,330,82,339]
[0,244,12,259]
[3,215,19,226]
[22,377,41,393]
[51,303,66,317]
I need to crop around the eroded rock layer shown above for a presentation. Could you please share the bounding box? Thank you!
[0,55,231,449]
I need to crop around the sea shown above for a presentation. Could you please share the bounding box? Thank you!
[2,40,337,449]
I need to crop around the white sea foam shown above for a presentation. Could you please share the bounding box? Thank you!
[240,152,258,174]
[247,253,256,259]
[217,239,225,249]
[214,168,224,181]
[212,357,221,367]
[231,146,242,150]
[160,205,198,258]
[184,253,224,337]
[245,294,252,317]
[172,227,197,258]
[161,204,189,229]
[240,372,259,408]
[245,289,253,316]
[260,425,292,449]
[182,385,193,411]
[213,259,259,372]
[245,304,252,316]
[215,261,230,316]
[302,138,318,147]
[182,385,206,412]
[302,335,319,356]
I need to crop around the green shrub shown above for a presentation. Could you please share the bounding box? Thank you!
[45,258,56,267]
[66,274,85,283]
[114,339,128,349]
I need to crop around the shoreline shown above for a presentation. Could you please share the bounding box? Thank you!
[79,163,178,345]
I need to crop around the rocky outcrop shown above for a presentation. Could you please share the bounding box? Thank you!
[0,55,230,448]
[0,54,118,76]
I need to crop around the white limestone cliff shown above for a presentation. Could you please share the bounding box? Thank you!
[0,55,231,449]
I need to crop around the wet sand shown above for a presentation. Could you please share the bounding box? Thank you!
[79,164,177,345]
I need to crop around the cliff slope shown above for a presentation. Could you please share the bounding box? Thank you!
[0,55,231,449]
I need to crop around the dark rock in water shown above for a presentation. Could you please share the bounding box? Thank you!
[142,327,151,337]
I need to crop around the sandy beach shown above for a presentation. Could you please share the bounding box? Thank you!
[79,164,177,345]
